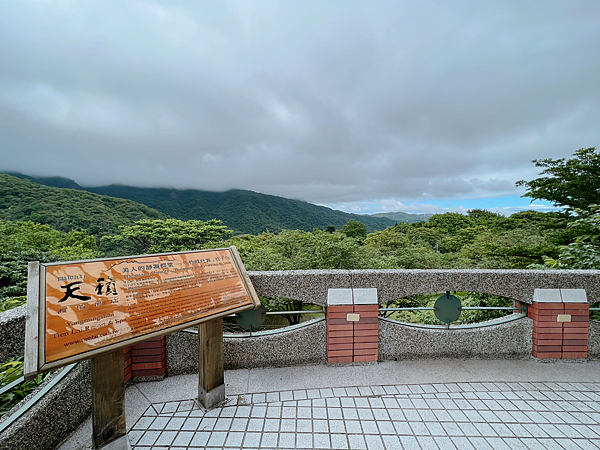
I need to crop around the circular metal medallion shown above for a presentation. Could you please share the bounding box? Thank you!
[434,292,462,324]
[236,305,267,331]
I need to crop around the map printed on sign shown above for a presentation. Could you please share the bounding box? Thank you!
[31,247,259,371]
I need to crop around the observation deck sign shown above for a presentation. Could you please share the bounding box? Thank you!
[25,246,260,376]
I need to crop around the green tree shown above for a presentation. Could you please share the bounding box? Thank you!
[341,220,367,240]
[102,219,233,255]
[426,213,474,235]
[536,205,600,270]
[516,147,600,210]
[0,221,99,310]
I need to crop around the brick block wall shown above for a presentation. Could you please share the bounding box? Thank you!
[529,302,589,359]
[123,345,132,383]
[327,305,378,363]
[124,336,167,381]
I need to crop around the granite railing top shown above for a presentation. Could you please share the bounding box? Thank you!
[248,269,600,305]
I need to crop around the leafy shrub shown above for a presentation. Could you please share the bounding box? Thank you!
[591,302,600,322]
[380,292,514,325]
[0,357,52,417]
[0,296,26,313]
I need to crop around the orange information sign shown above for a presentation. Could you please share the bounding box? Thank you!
[26,246,259,373]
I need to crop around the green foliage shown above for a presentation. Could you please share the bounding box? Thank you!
[591,303,600,322]
[260,297,324,326]
[0,357,52,417]
[0,221,99,309]
[381,292,513,325]
[341,220,367,240]
[533,205,600,269]
[0,174,167,237]
[516,147,600,210]
[102,219,233,255]
[426,212,475,235]
[230,229,363,271]
[370,211,433,223]
[0,296,26,312]
[85,185,397,235]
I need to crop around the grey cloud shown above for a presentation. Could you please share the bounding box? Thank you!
[0,0,599,210]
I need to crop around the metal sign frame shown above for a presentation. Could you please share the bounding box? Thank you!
[24,246,260,379]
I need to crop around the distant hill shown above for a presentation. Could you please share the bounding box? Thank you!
[4,172,84,190]
[1,172,431,234]
[85,185,399,234]
[0,174,166,236]
[371,211,433,223]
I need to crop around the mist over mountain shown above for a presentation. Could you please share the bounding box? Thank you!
[0,174,166,236]
[2,172,433,234]
[85,184,401,235]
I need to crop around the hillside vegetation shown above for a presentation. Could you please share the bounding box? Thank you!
[370,211,433,223]
[4,173,406,234]
[86,185,397,234]
[0,174,167,236]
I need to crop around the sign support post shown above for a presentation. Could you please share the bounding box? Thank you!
[91,349,129,450]
[198,317,225,409]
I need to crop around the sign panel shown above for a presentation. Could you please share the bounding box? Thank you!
[25,246,259,375]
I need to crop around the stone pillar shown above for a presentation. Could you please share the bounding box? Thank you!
[326,288,378,364]
[530,289,589,359]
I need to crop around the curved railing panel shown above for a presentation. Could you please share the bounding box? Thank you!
[166,318,327,375]
[379,316,533,360]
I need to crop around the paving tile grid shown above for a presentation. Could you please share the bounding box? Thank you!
[129,382,600,450]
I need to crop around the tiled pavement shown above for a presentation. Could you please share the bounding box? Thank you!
[128,381,600,450]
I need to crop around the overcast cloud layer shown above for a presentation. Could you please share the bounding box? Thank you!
[1,1,599,214]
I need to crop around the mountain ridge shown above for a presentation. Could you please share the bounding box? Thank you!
[0,174,167,236]
[1,172,430,234]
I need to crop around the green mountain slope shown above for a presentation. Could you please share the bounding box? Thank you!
[371,211,433,223]
[85,185,398,234]
[4,172,84,190]
[0,174,167,236]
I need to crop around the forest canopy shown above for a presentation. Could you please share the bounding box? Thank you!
[2,148,600,313]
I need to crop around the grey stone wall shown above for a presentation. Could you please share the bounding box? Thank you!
[0,361,92,450]
[167,319,327,375]
[224,319,327,370]
[379,317,533,360]
[0,305,26,362]
[249,269,600,305]
[589,321,600,360]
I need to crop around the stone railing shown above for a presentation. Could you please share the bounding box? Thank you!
[1,269,599,450]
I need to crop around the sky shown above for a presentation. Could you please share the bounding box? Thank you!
[1,1,599,216]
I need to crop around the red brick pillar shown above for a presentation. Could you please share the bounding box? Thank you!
[326,304,354,364]
[123,345,133,383]
[124,336,167,381]
[326,289,378,364]
[530,289,589,359]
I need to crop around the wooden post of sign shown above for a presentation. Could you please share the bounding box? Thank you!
[198,317,225,409]
[91,349,130,450]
